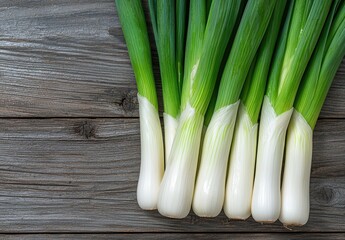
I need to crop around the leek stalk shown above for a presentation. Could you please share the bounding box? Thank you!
[158,0,241,219]
[193,0,276,217]
[251,0,332,223]
[149,0,181,162]
[115,0,164,210]
[224,0,287,220]
[280,1,345,226]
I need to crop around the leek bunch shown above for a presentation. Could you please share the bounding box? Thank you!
[116,0,345,225]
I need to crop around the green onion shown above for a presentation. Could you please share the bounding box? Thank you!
[225,0,287,220]
[193,0,276,217]
[180,0,207,112]
[214,0,276,111]
[200,1,247,171]
[203,0,248,128]
[115,0,163,210]
[280,0,345,226]
[251,0,332,223]
[295,3,345,130]
[158,0,241,219]
[266,1,333,114]
[180,0,207,172]
[149,0,181,161]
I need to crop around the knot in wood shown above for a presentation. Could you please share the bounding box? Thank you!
[315,185,336,205]
[74,121,96,139]
[120,90,137,112]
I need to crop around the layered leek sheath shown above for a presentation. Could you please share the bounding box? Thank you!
[193,0,276,217]
[115,0,163,210]
[224,0,287,220]
[251,0,332,222]
[158,0,241,219]
[180,0,206,113]
[280,1,345,226]
[198,2,243,167]
[202,0,248,130]
[149,0,181,162]
[198,0,246,166]
[181,0,207,167]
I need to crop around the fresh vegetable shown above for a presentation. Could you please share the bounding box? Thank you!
[115,0,163,210]
[203,0,248,129]
[224,0,287,220]
[149,0,181,162]
[115,0,344,224]
[158,0,241,219]
[280,0,345,226]
[193,0,276,217]
[251,0,332,223]
[200,0,248,164]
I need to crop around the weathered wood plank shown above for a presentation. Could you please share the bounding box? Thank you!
[0,0,138,117]
[0,0,344,118]
[0,118,344,232]
[1,233,345,240]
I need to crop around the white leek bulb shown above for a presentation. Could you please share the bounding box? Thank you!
[163,113,179,164]
[280,110,312,226]
[193,101,239,217]
[224,103,258,220]
[137,94,164,210]
[251,96,293,222]
[158,103,203,218]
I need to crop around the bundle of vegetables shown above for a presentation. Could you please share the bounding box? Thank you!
[115,0,345,226]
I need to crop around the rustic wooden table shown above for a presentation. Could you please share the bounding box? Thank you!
[0,0,344,239]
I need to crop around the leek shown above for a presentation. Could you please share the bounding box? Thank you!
[158,0,241,219]
[199,0,247,169]
[224,0,287,220]
[180,0,206,113]
[203,0,248,129]
[280,1,345,226]
[115,0,163,210]
[193,0,276,217]
[149,0,180,162]
[251,0,332,223]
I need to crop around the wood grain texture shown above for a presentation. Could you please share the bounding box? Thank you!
[0,118,344,233]
[1,233,345,240]
[0,0,344,237]
[0,0,138,117]
[0,0,343,118]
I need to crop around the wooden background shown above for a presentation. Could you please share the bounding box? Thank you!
[0,0,344,239]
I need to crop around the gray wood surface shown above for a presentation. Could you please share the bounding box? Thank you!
[0,119,344,233]
[0,0,343,118]
[0,0,344,238]
[1,233,345,240]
